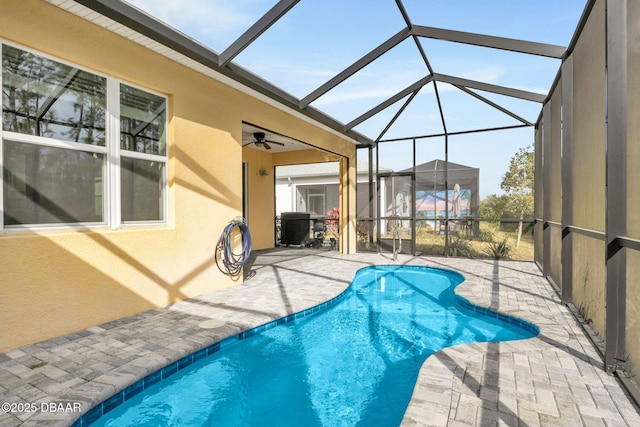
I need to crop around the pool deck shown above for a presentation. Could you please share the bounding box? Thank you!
[1,249,639,426]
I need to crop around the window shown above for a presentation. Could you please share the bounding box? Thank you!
[121,157,164,222]
[3,142,104,225]
[1,43,168,229]
[119,84,166,222]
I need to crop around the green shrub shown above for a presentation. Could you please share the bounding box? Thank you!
[447,238,475,258]
[476,228,495,243]
[483,238,512,259]
[474,222,497,242]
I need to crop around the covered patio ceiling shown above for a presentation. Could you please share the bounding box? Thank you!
[57,0,590,146]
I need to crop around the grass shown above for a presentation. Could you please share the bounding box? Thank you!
[358,221,535,261]
[414,224,535,261]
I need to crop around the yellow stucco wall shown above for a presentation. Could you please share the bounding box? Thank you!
[569,0,606,335]
[0,0,358,351]
[242,147,276,250]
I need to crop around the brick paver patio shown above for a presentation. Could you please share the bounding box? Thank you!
[1,249,638,426]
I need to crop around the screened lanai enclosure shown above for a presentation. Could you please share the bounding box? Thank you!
[61,0,639,406]
[92,0,572,261]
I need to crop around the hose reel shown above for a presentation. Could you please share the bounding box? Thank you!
[215,217,252,277]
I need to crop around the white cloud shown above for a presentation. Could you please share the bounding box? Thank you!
[313,87,402,107]
[311,67,430,107]
[125,0,272,49]
[247,62,337,83]
[450,67,548,95]
[455,66,505,84]
[305,65,510,108]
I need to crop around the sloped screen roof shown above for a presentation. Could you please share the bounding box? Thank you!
[67,0,588,145]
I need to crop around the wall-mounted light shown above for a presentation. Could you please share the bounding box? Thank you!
[258,168,269,176]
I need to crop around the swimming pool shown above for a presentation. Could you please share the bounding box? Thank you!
[86,265,538,426]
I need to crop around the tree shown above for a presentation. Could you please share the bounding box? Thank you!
[479,194,509,220]
[501,145,534,248]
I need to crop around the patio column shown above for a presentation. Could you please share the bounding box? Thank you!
[534,124,543,268]
[542,102,552,279]
[561,55,574,304]
[604,0,628,374]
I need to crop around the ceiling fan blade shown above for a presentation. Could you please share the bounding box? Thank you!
[263,142,272,150]
[265,140,285,146]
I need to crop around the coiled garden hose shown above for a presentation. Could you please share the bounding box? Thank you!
[215,218,252,277]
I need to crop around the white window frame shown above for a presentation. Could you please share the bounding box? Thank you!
[0,41,169,231]
[116,80,169,227]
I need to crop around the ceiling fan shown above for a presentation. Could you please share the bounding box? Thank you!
[243,132,285,150]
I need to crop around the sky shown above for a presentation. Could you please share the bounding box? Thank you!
[125,0,586,198]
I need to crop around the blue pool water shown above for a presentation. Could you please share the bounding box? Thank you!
[89,265,538,427]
